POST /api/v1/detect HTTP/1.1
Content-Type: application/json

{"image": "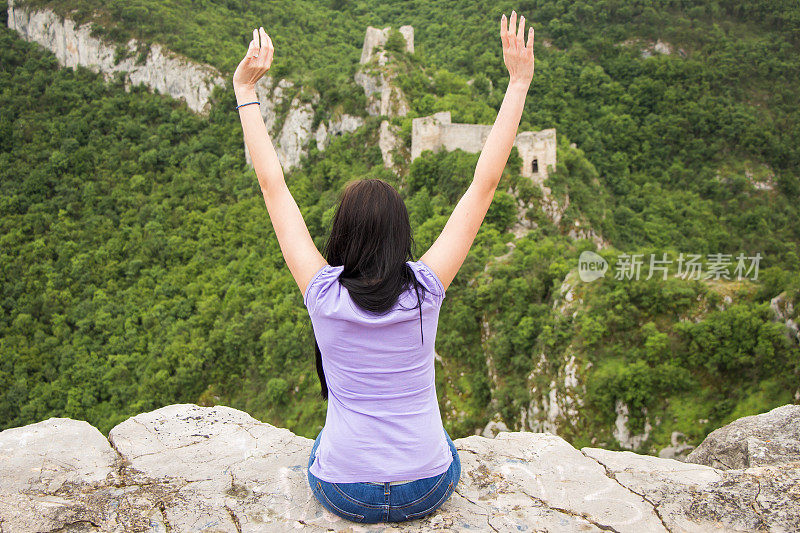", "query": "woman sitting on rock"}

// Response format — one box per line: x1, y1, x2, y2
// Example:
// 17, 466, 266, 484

231, 9, 535, 524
